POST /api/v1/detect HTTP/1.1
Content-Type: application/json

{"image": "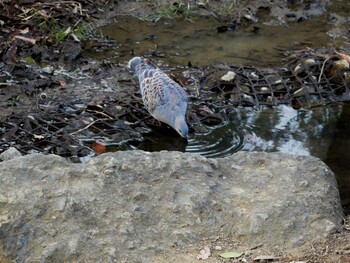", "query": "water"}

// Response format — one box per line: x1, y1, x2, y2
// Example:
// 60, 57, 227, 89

325, 104, 350, 210
85, 13, 350, 211
93, 15, 341, 67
